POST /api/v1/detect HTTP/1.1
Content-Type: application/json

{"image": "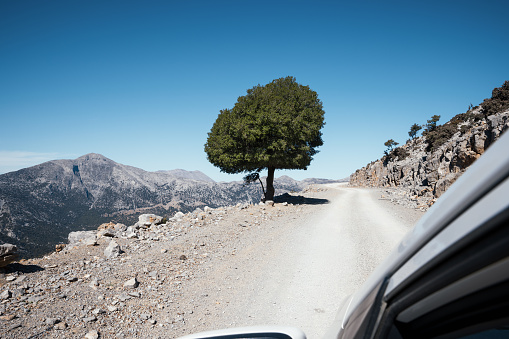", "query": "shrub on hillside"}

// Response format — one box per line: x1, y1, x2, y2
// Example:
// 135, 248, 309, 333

424, 81, 508, 152
384, 146, 409, 163
481, 80, 509, 116
423, 123, 458, 152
